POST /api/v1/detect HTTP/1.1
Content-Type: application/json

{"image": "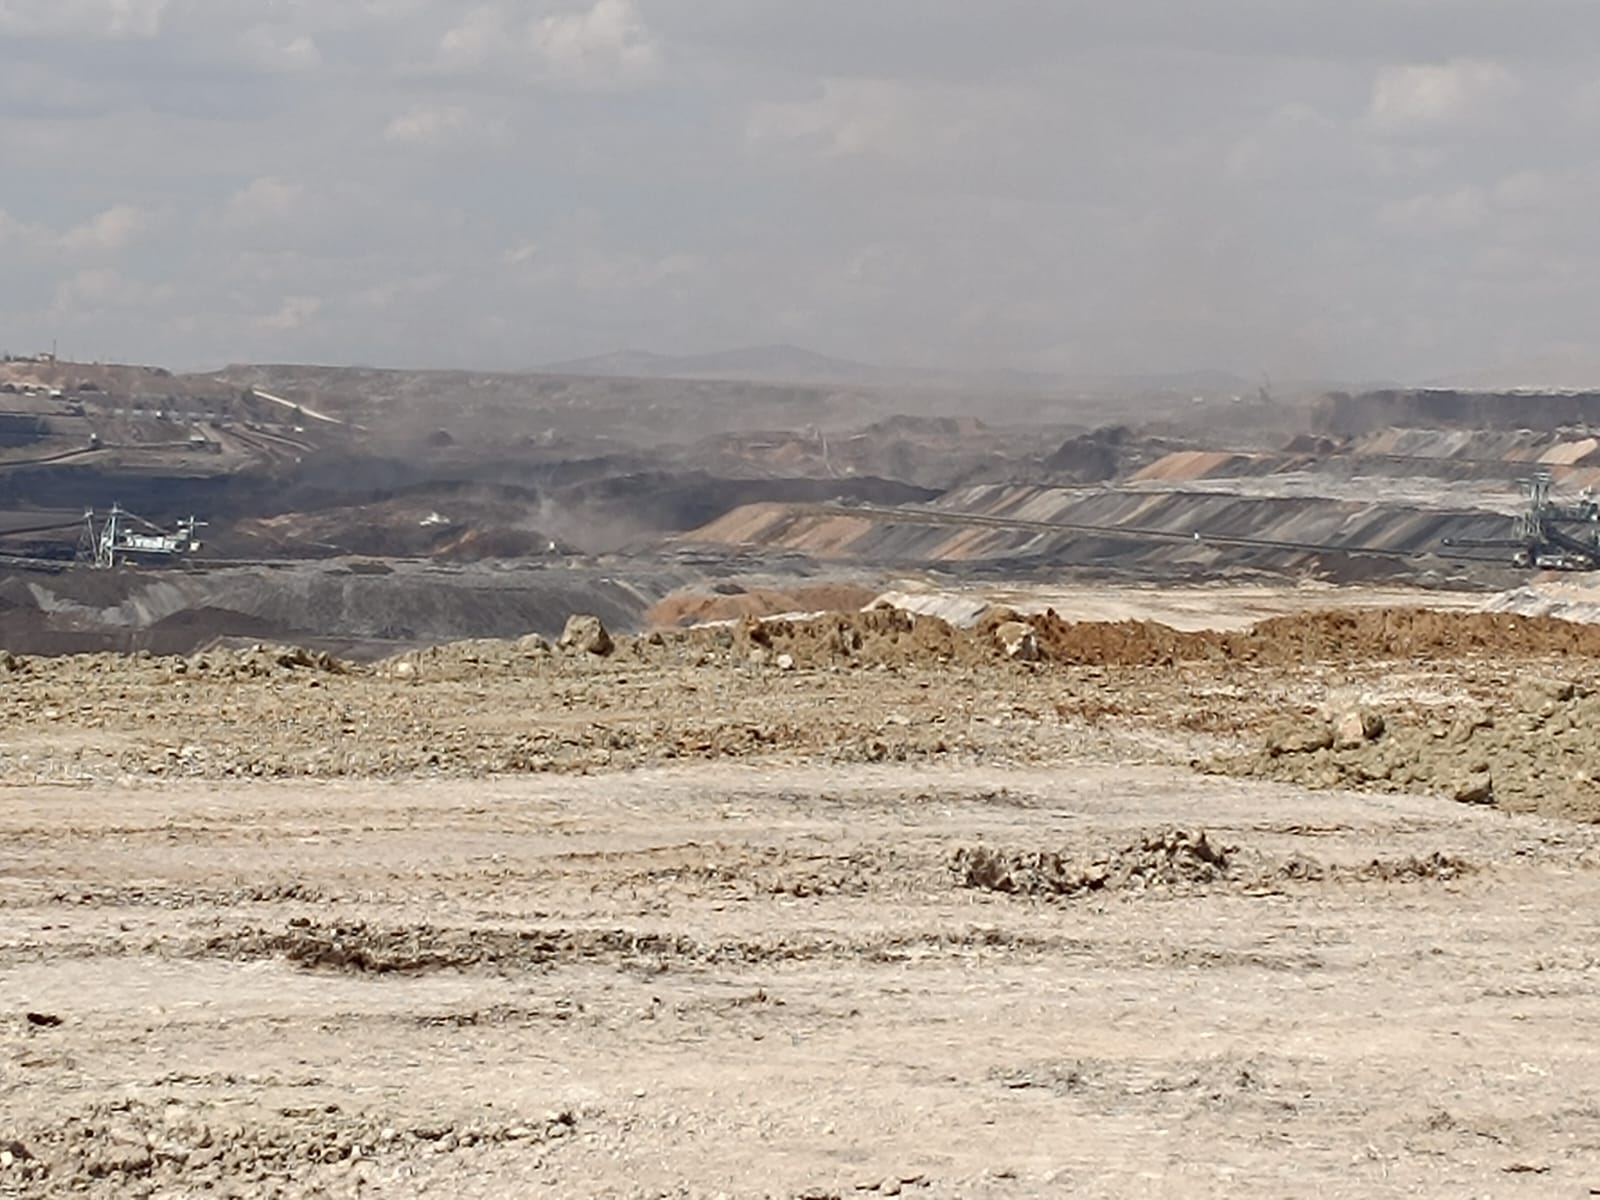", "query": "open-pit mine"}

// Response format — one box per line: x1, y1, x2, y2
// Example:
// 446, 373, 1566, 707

6, 359, 1600, 1197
